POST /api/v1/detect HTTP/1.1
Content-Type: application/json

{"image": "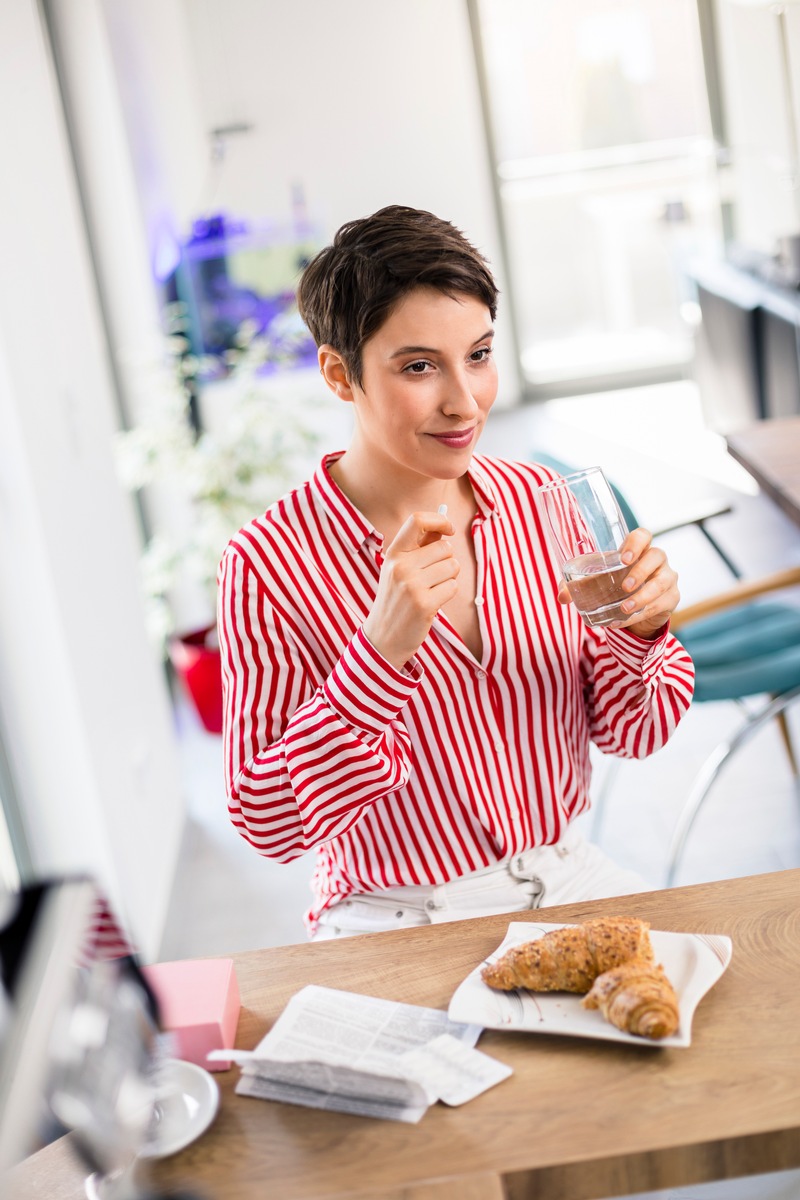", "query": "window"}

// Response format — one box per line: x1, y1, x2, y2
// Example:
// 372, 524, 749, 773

472, 0, 724, 396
